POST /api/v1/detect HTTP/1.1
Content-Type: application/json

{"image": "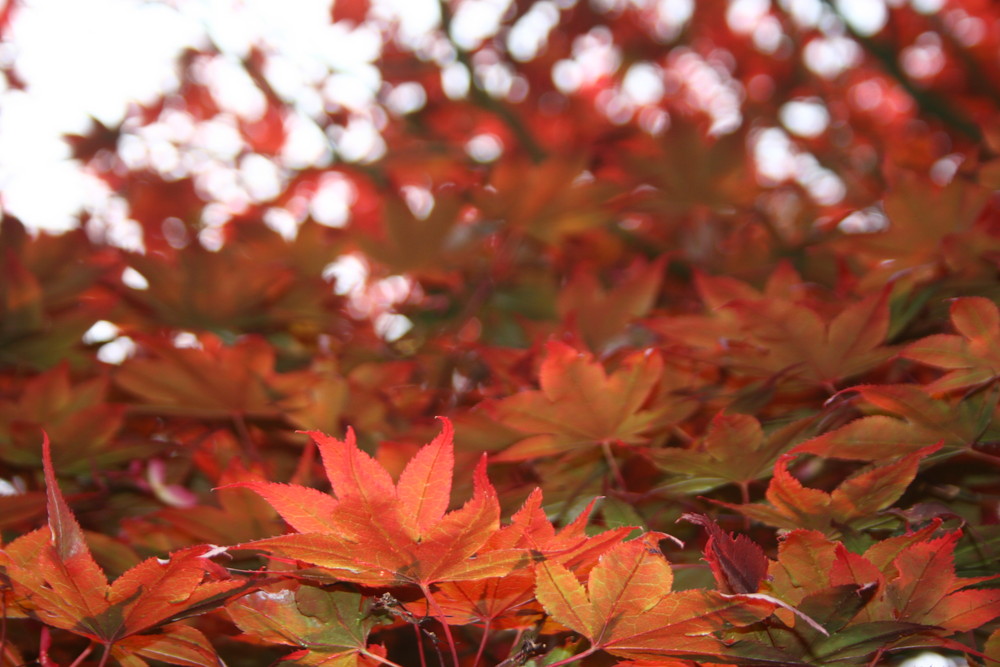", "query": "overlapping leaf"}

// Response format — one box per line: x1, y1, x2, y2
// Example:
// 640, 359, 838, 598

715, 445, 940, 535
729, 290, 893, 386
655, 270, 894, 387
0, 434, 247, 664
413, 489, 634, 628
121, 220, 343, 335
759, 524, 1000, 663
489, 341, 695, 461
0, 363, 145, 472
353, 187, 467, 275
902, 297, 1000, 393
235, 419, 527, 587
792, 383, 999, 461
556, 258, 665, 353
654, 413, 812, 494
123, 459, 282, 552
227, 584, 388, 666
534, 534, 777, 662
115, 334, 316, 420
834, 173, 995, 288
680, 514, 768, 595
0, 218, 119, 370
476, 155, 622, 243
